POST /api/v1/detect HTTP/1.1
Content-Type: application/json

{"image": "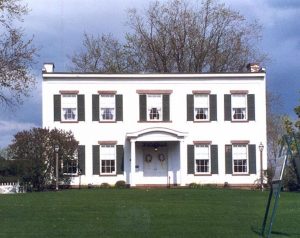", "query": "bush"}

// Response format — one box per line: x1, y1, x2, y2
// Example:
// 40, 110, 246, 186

188, 183, 200, 188
115, 180, 127, 188
100, 183, 111, 189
